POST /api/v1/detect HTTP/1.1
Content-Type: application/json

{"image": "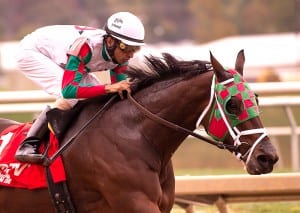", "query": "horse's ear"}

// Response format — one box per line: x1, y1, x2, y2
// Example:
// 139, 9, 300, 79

235, 49, 245, 76
210, 51, 228, 82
